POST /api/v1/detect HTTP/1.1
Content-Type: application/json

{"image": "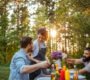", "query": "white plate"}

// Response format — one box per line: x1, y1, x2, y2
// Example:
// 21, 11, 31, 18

70, 75, 86, 79
69, 70, 75, 73
37, 77, 50, 80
